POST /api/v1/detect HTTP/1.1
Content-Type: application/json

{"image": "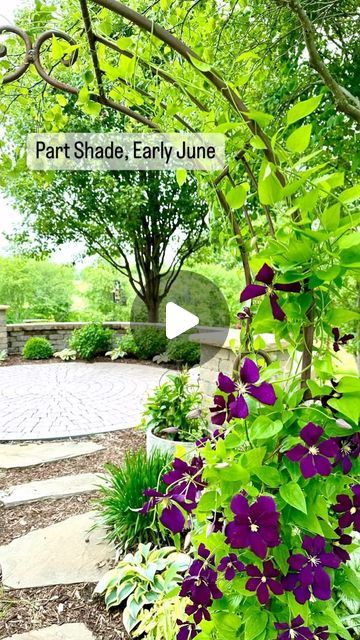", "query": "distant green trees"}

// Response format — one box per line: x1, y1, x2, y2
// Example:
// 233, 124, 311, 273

0, 257, 74, 322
